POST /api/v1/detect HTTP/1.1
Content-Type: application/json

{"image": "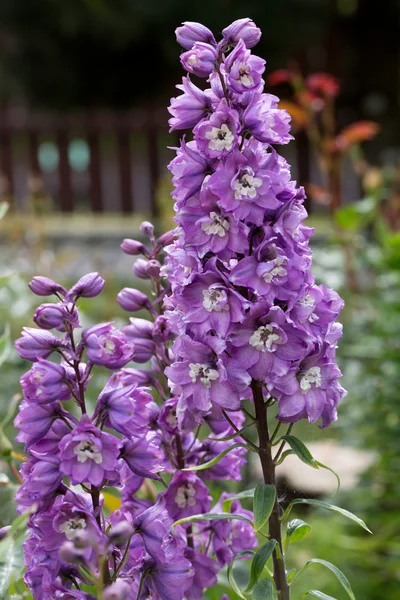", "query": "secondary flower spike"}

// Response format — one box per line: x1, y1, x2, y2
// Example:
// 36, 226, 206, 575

165, 19, 346, 430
